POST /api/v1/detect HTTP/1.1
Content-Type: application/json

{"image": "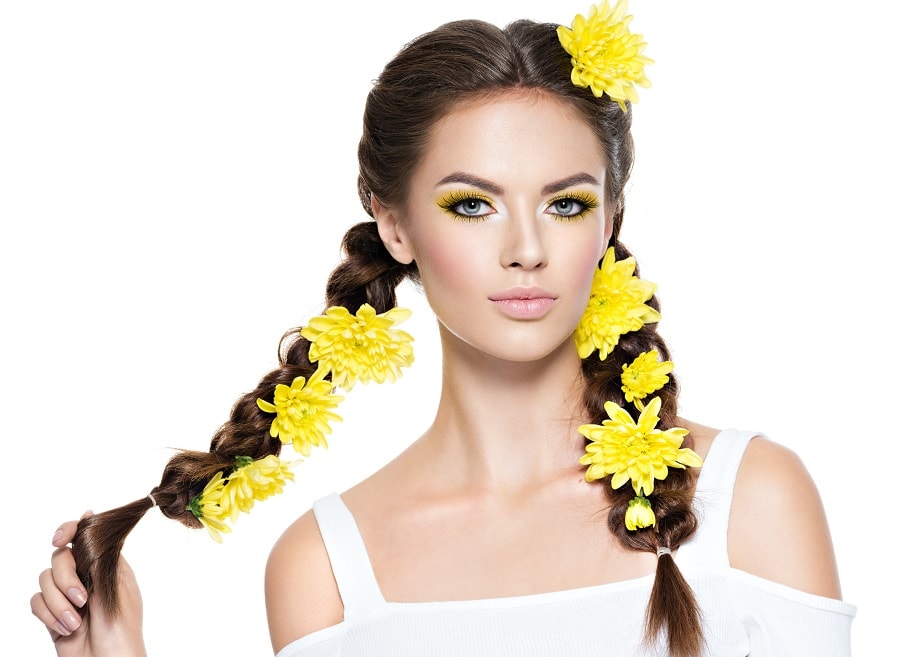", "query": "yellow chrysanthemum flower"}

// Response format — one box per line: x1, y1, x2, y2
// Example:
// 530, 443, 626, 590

256, 367, 344, 456
223, 455, 295, 521
625, 495, 655, 531
189, 471, 233, 543
573, 247, 660, 360
621, 349, 673, 407
189, 456, 296, 541
557, 0, 653, 111
578, 396, 702, 496
300, 304, 414, 390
